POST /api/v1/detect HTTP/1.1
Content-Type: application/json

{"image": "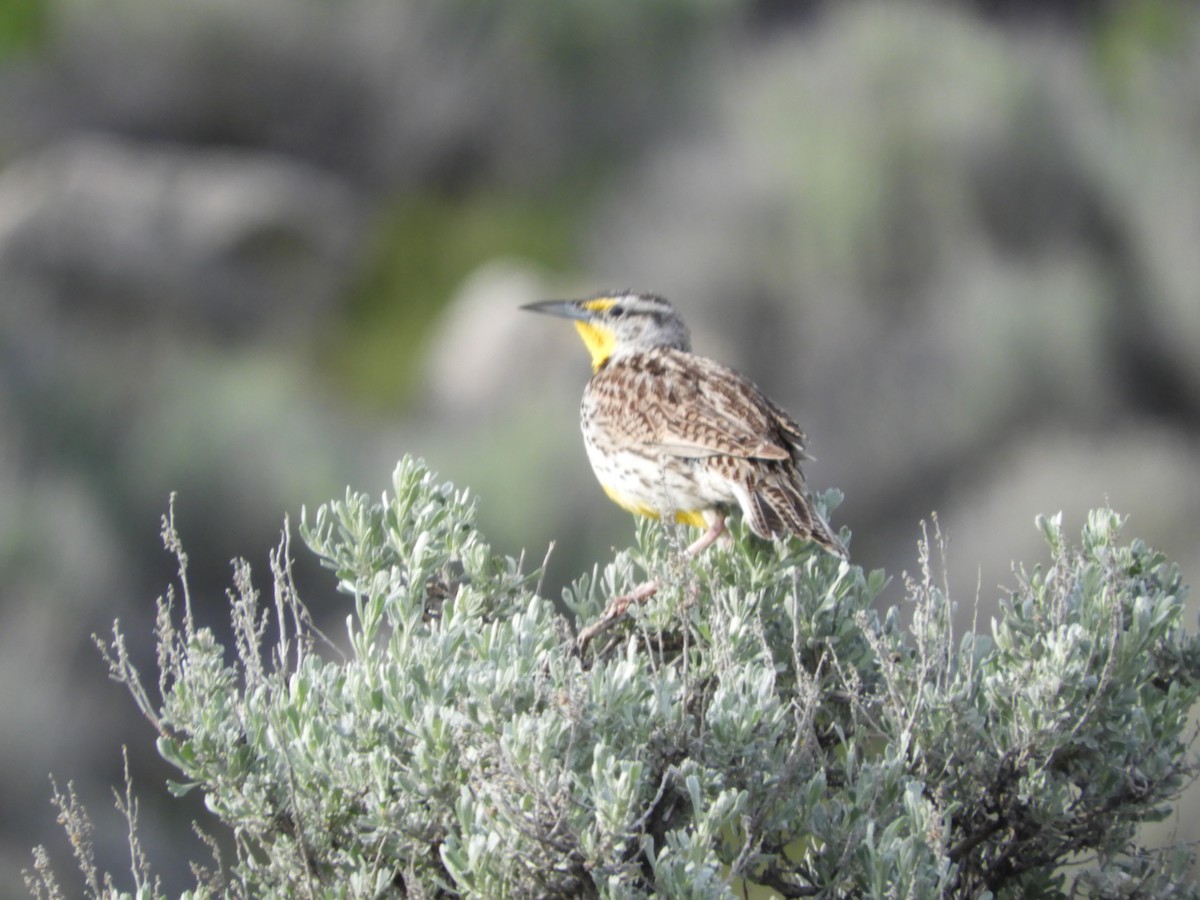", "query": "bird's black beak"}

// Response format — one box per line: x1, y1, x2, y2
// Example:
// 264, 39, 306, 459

520, 299, 593, 322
